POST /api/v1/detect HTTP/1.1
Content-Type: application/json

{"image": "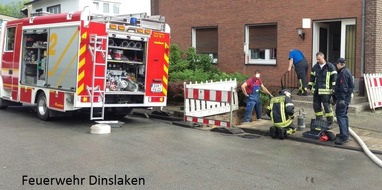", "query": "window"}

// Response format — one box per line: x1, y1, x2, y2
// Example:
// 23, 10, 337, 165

192, 27, 218, 63
47, 5, 61, 14
245, 24, 277, 65
93, 2, 99, 11
103, 3, 109, 13
113, 4, 120, 14
36, 8, 42, 12
6, 27, 15, 51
